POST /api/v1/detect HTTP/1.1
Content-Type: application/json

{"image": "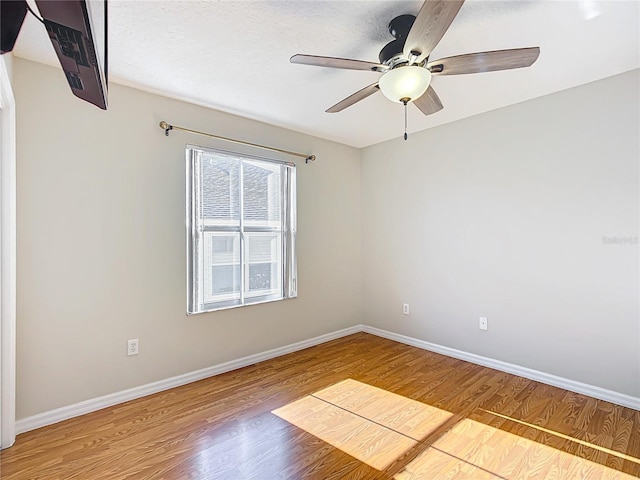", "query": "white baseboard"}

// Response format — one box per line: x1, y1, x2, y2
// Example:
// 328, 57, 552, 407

361, 325, 640, 411
15, 325, 361, 434
16, 323, 639, 434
